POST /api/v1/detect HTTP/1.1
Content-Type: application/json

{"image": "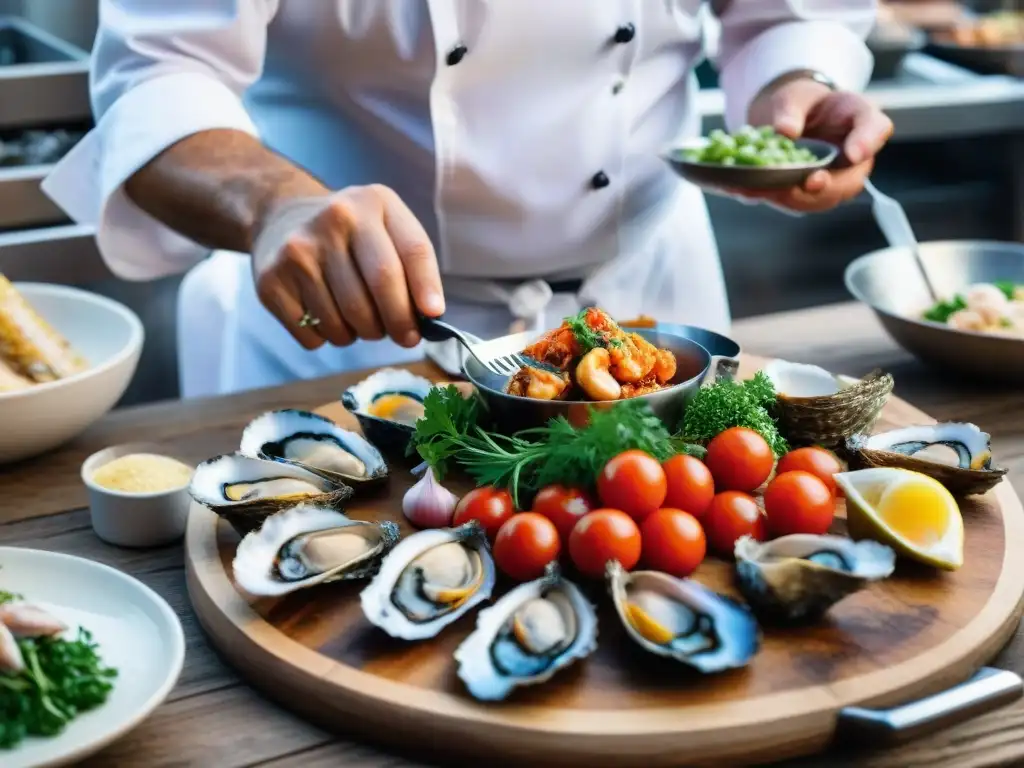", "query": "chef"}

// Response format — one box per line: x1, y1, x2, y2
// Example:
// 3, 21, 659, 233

43, 0, 892, 397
